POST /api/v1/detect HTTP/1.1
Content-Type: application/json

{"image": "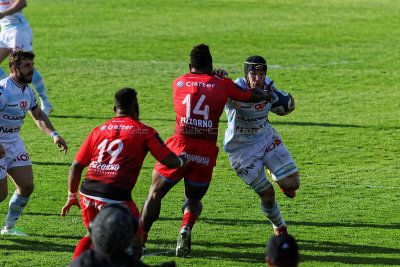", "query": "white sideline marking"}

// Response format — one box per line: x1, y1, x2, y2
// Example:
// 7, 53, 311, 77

142, 249, 174, 257
309, 184, 400, 189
